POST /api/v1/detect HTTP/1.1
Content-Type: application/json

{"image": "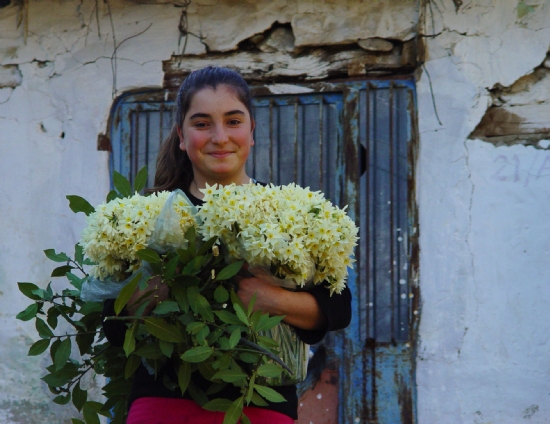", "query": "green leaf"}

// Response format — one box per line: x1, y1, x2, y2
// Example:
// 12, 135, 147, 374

36, 318, 54, 339
187, 382, 208, 406
134, 343, 163, 359
183, 256, 205, 275
114, 272, 142, 316
241, 413, 252, 424
233, 303, 249, 326
245, 373, 256, 405
215, 261, 244, 281
177, 360, 192, 395
152, 300, 180, 315
177, 248, 194, 264
229, 329, 241, 349
133, 166, 148, 193
165, 255, 180, 279
223, 397, 244, 424
66, 195, 95, 215
238, 352, 260, 364
186, 322, 205, 334
123, 323, 137, 357
180, 346, 214, 363
195, 294, 214, 322
257, 335, 279, 349
213, 310, 243, 326
28, 339, 50, 356
197, 237, 218, 256
54, 338, 72, 371
16, 303, 38, 321
72, 382, 87, 411
136, 248, 161, 264
144, 317, 184, 343
171, 284, 189, 313
247, 293, 257, 317
41, 367, 79, 387
44, 249, 70, 263
82, 402, 101, 424
211, 369, 247, 383
53, 393, 71, 405
214, 284, 229, 303
74, 243, 84, 265
51, 265, 74, 277
66, 273, 84, 290
202, 398, 233, 412
72, 419, 86, 424
17, 282, 42, 300
256, 315, 285, 332
159, 340, 174, 358
256, 364, 283, 378
106, 190, 119, 202
250, 392, 268, 407
125, 354, 142, 379
76, 332, 95, 356
254, 384, 286, 403
113, 171, 132, 198
184, 226, 197, 246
